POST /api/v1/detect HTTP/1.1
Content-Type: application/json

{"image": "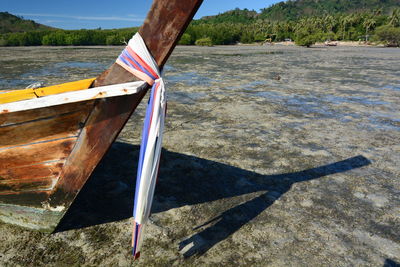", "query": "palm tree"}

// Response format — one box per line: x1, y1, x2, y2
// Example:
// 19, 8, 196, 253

324, 15, 335, 33
294, 18, 306, 32
389, 8, 400, 27
363, 18, 376, 41
373, 8, 383, 16
345, 14, 357, 40
340, 16, 349, 40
